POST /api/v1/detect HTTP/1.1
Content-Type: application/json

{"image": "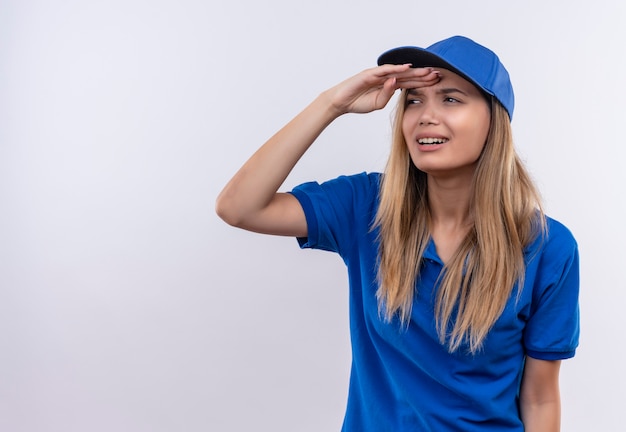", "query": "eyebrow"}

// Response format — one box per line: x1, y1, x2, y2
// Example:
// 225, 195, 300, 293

407, 87, 470, 97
